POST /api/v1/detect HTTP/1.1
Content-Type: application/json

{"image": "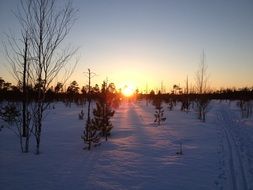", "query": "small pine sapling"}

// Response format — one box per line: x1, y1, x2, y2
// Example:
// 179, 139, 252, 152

0, 104, 20, 124
154, 108, 166, 126
153, 97, 166, 126
82, 119, 101, 150
92, 101, 114, 141
92, 81, 115, 141
0, 103, 31, 152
